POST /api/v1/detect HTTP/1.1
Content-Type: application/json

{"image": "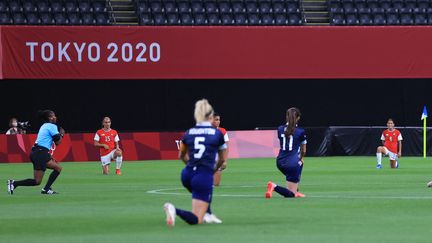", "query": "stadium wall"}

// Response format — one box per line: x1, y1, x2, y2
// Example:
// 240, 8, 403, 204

0, 128, 430, 163
2, 26, 432, 79
0, 130, 279, 163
